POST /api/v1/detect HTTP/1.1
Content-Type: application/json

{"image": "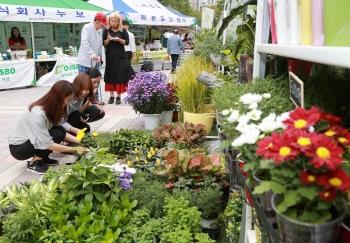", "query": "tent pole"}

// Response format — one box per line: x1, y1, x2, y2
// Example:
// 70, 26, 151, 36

31, 22, 37, 84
